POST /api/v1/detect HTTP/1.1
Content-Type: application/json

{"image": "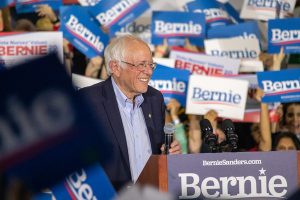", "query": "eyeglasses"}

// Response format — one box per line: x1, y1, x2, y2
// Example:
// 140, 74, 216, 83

121, 60, 157, 71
